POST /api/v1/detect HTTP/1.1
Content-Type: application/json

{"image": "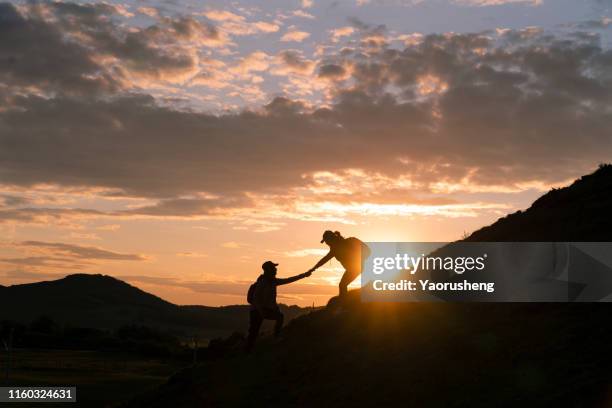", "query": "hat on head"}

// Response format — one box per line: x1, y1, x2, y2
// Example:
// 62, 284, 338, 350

262, 260, 279, 272
320, 230, 335, 243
